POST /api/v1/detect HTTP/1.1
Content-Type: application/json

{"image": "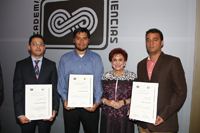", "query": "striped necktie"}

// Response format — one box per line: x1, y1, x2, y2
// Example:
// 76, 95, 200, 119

34, 60, 40, 80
